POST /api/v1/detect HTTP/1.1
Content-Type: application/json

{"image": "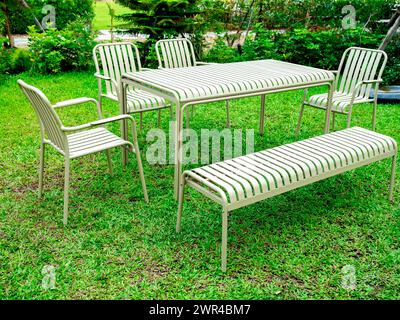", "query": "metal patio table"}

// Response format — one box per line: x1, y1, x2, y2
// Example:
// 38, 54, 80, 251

119, 59, 335, 199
